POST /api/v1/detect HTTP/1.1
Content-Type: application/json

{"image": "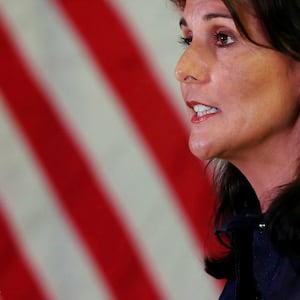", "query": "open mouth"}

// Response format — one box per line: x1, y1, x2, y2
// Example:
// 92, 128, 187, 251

186, 101, 221, 123
193, 104, 220, 117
